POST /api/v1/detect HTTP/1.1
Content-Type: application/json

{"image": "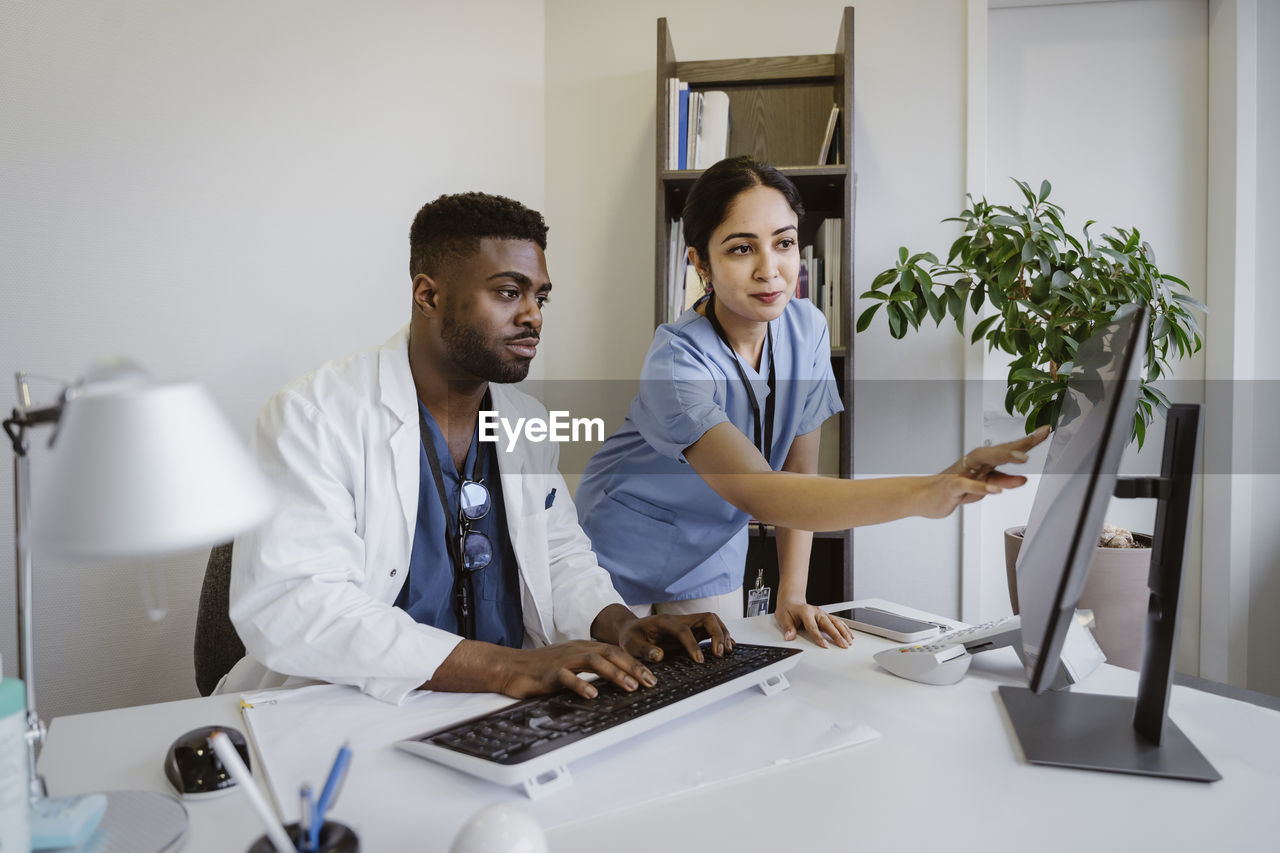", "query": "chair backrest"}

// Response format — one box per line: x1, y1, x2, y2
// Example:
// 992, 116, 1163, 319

194, 541, 244, 696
